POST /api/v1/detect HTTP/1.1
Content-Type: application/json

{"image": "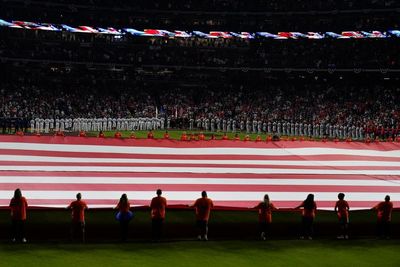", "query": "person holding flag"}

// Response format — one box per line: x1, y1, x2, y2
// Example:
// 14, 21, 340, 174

190, 191, 214, 241
150, 189, 167, 241
254, 194, 276, 240
334, 193, 350, 239
67, 193, 88, 242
